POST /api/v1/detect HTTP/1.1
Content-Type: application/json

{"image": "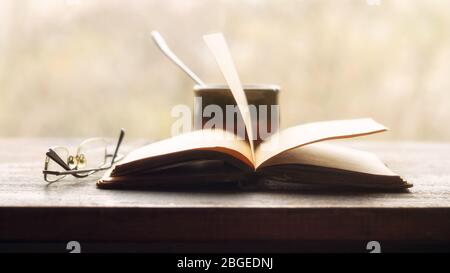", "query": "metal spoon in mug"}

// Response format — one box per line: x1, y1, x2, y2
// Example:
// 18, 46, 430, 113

151, 31, 205, 86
